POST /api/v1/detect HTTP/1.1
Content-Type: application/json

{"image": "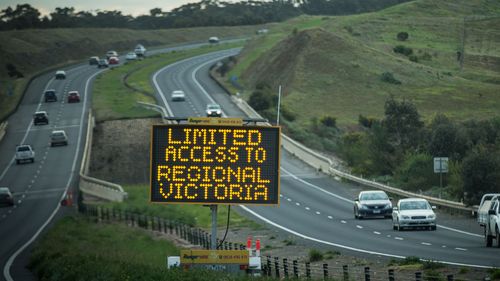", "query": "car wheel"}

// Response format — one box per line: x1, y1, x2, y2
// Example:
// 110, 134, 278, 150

430, 225, 436, 231
485, 227, 493, 247
64, 141, 68, 146
16, 160, 20, 164
31, 158, 34, 163
354, 207, 358, 219
396, 220, 402, 231
496, 227, 500, 248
